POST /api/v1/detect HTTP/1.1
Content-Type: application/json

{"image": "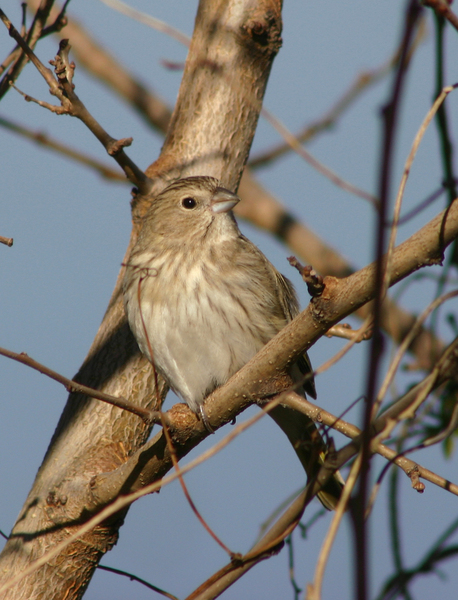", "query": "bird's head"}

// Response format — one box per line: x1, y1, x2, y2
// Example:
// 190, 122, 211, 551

140, 176, 240, 245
